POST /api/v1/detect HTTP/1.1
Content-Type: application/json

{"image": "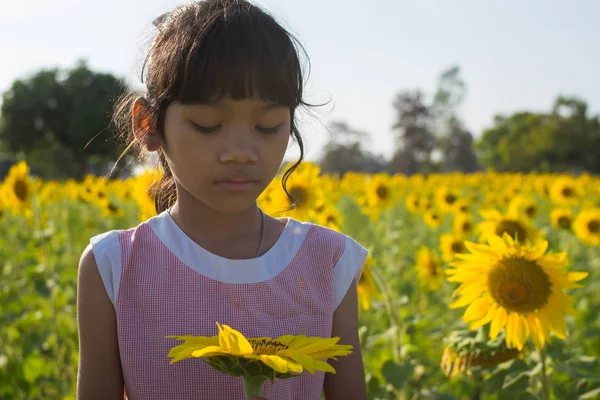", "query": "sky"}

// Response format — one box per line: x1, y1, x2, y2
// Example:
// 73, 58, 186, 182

1, 0, 599, 162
